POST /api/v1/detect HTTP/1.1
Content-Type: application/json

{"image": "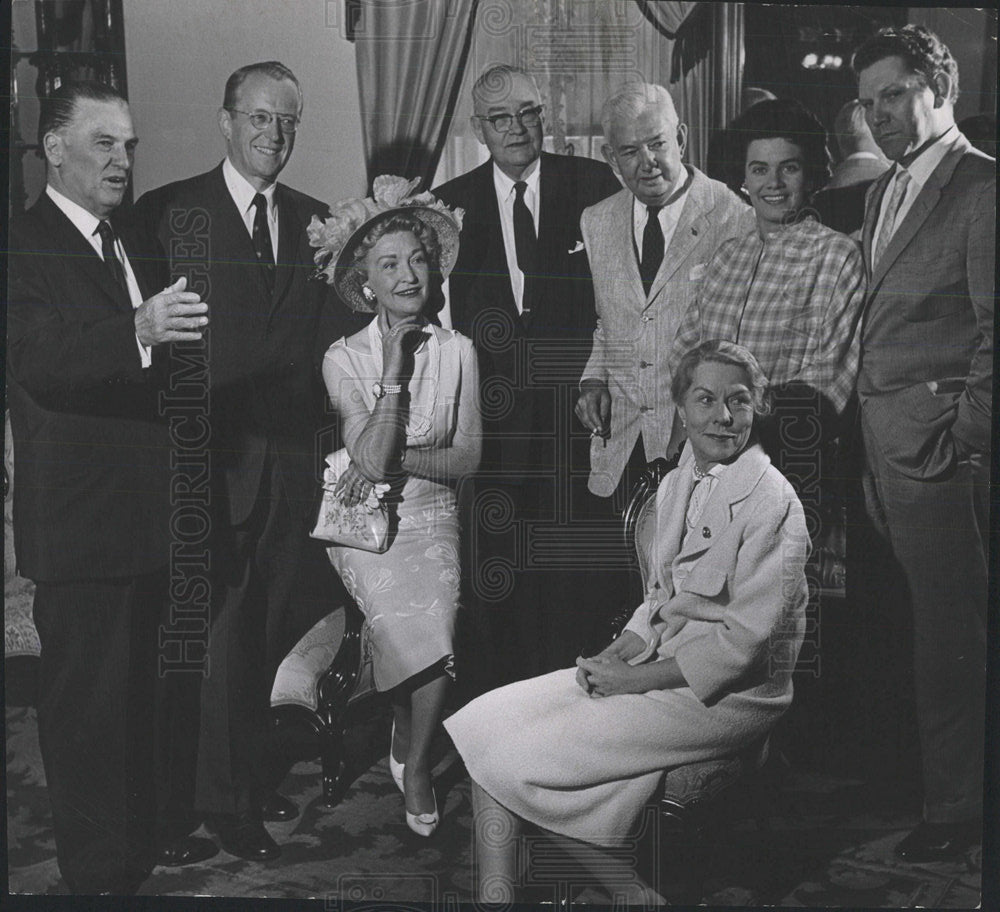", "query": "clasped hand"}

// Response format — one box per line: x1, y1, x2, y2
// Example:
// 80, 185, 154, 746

134, 276, 208, 346
575, 631, 645, 697
334, 460, 377, 508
